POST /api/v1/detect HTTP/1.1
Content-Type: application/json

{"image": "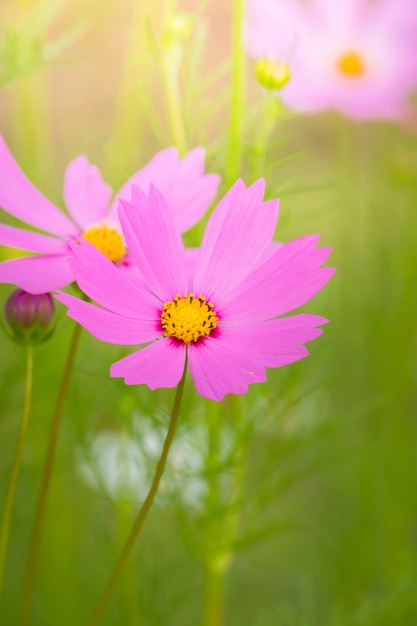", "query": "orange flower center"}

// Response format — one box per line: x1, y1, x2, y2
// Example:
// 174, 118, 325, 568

161, 293, 218, 343
336, 51, 366, 78
82, 220, 126, 263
